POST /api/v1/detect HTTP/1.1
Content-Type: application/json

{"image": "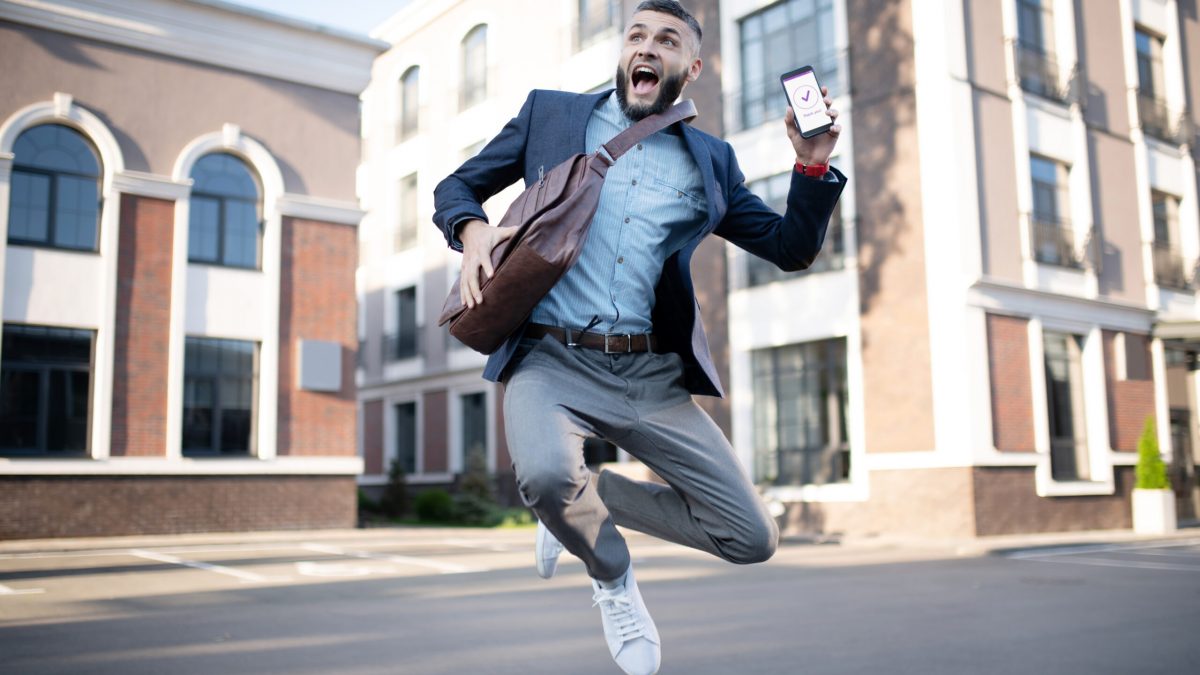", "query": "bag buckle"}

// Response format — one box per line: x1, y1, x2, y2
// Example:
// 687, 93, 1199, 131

604, 333, 633, 354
